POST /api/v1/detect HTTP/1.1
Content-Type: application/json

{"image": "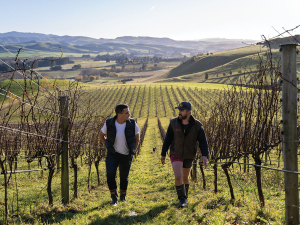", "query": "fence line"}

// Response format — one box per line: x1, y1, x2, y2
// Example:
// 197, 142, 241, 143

199, 161, 300, 174
0, 162, 91, 175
